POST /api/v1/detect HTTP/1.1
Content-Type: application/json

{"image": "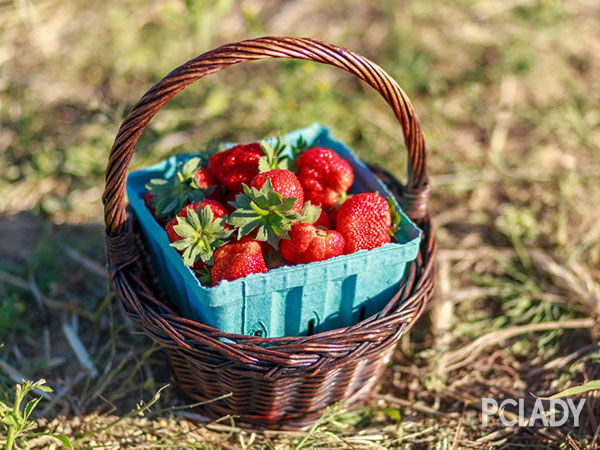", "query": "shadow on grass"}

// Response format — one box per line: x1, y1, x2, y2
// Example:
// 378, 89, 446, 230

0, 210, 173, 419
